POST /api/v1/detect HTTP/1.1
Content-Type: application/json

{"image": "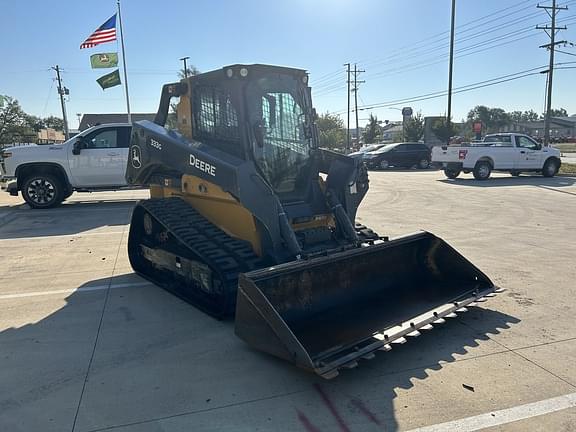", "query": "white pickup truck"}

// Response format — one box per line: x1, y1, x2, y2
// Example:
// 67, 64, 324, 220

431, 133, 562, 180
0, 123, 132, 208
